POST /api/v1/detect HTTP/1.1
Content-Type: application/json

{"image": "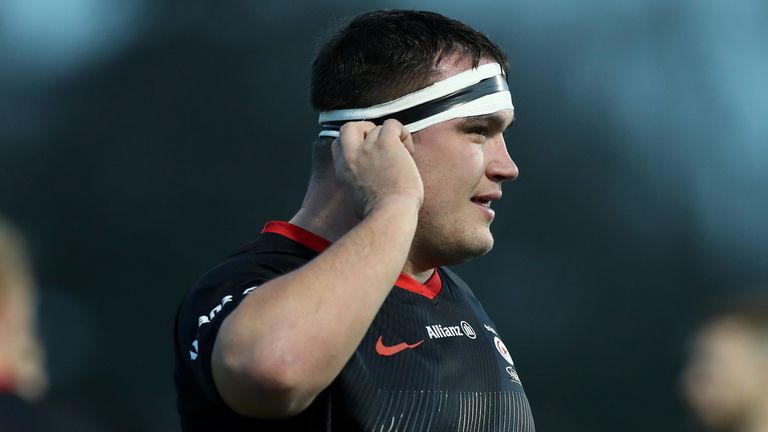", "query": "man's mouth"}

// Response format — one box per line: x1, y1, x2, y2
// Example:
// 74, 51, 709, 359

470, 192, 501, 220
471, 191, 502, 207
470, 198, 492, 208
